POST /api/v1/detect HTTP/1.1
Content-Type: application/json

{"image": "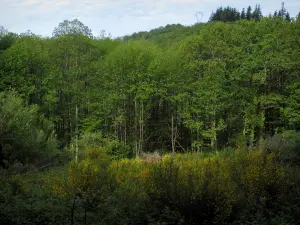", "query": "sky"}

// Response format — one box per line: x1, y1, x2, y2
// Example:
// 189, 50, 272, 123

1, 0, 300, 38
